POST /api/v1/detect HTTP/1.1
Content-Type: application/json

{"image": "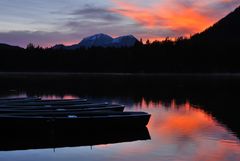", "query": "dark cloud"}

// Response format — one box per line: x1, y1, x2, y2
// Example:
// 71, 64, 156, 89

65, 20, 111, 29
61, 5, 130, 37
62, 5, 134, 36
70, 5, 123, 21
